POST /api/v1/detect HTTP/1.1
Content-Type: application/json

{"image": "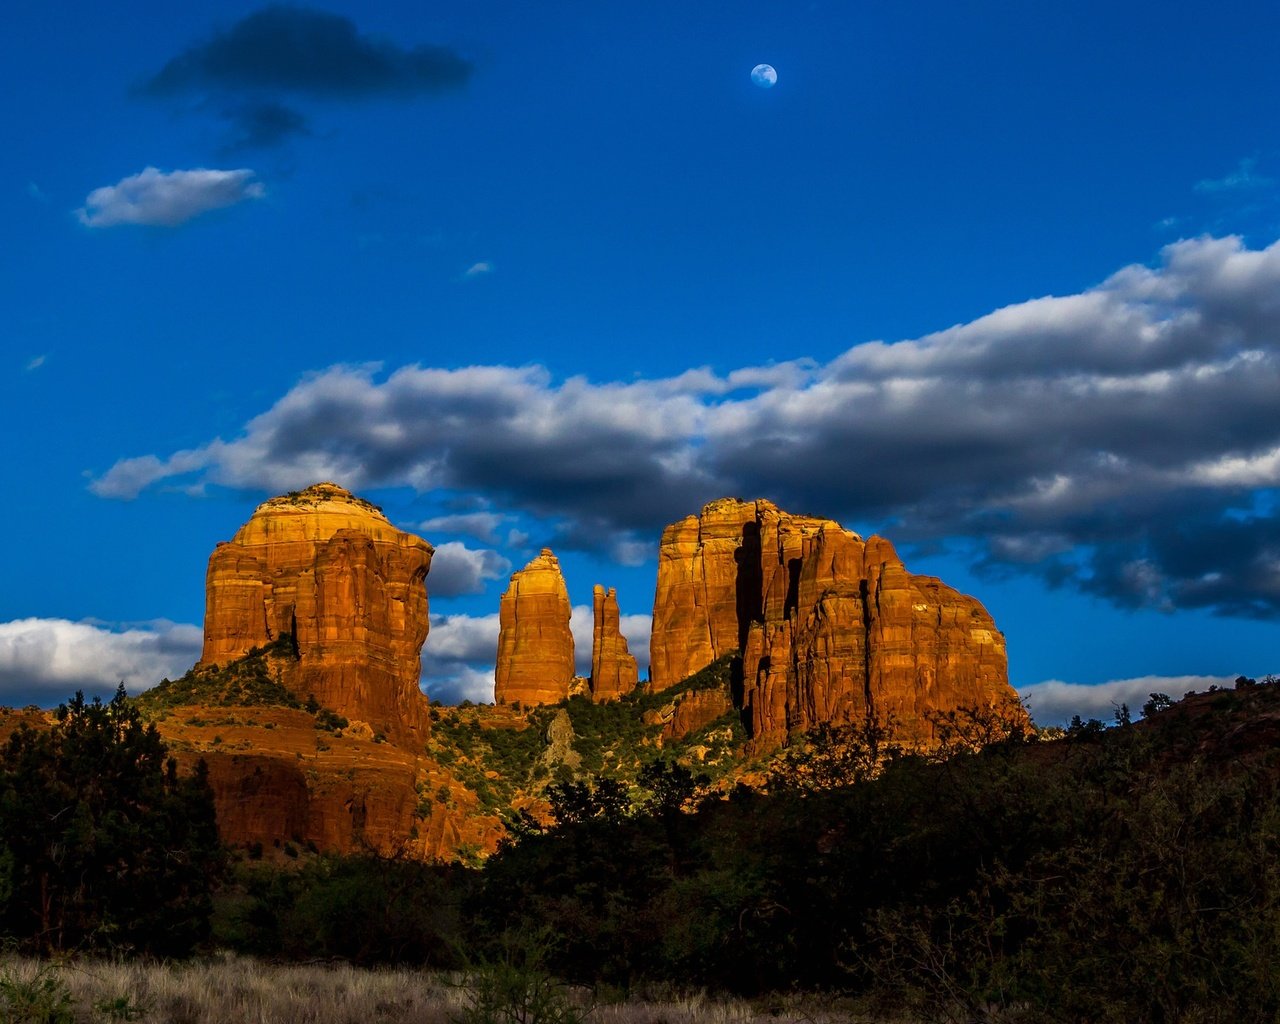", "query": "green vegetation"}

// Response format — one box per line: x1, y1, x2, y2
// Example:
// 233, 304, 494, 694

462, 677, 1280, 1019
0, 687, 223, 956
7, 664, 1280, 1023
135, 633, 301, 715
223, 855, 465, 965
427, 656, 745, 817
